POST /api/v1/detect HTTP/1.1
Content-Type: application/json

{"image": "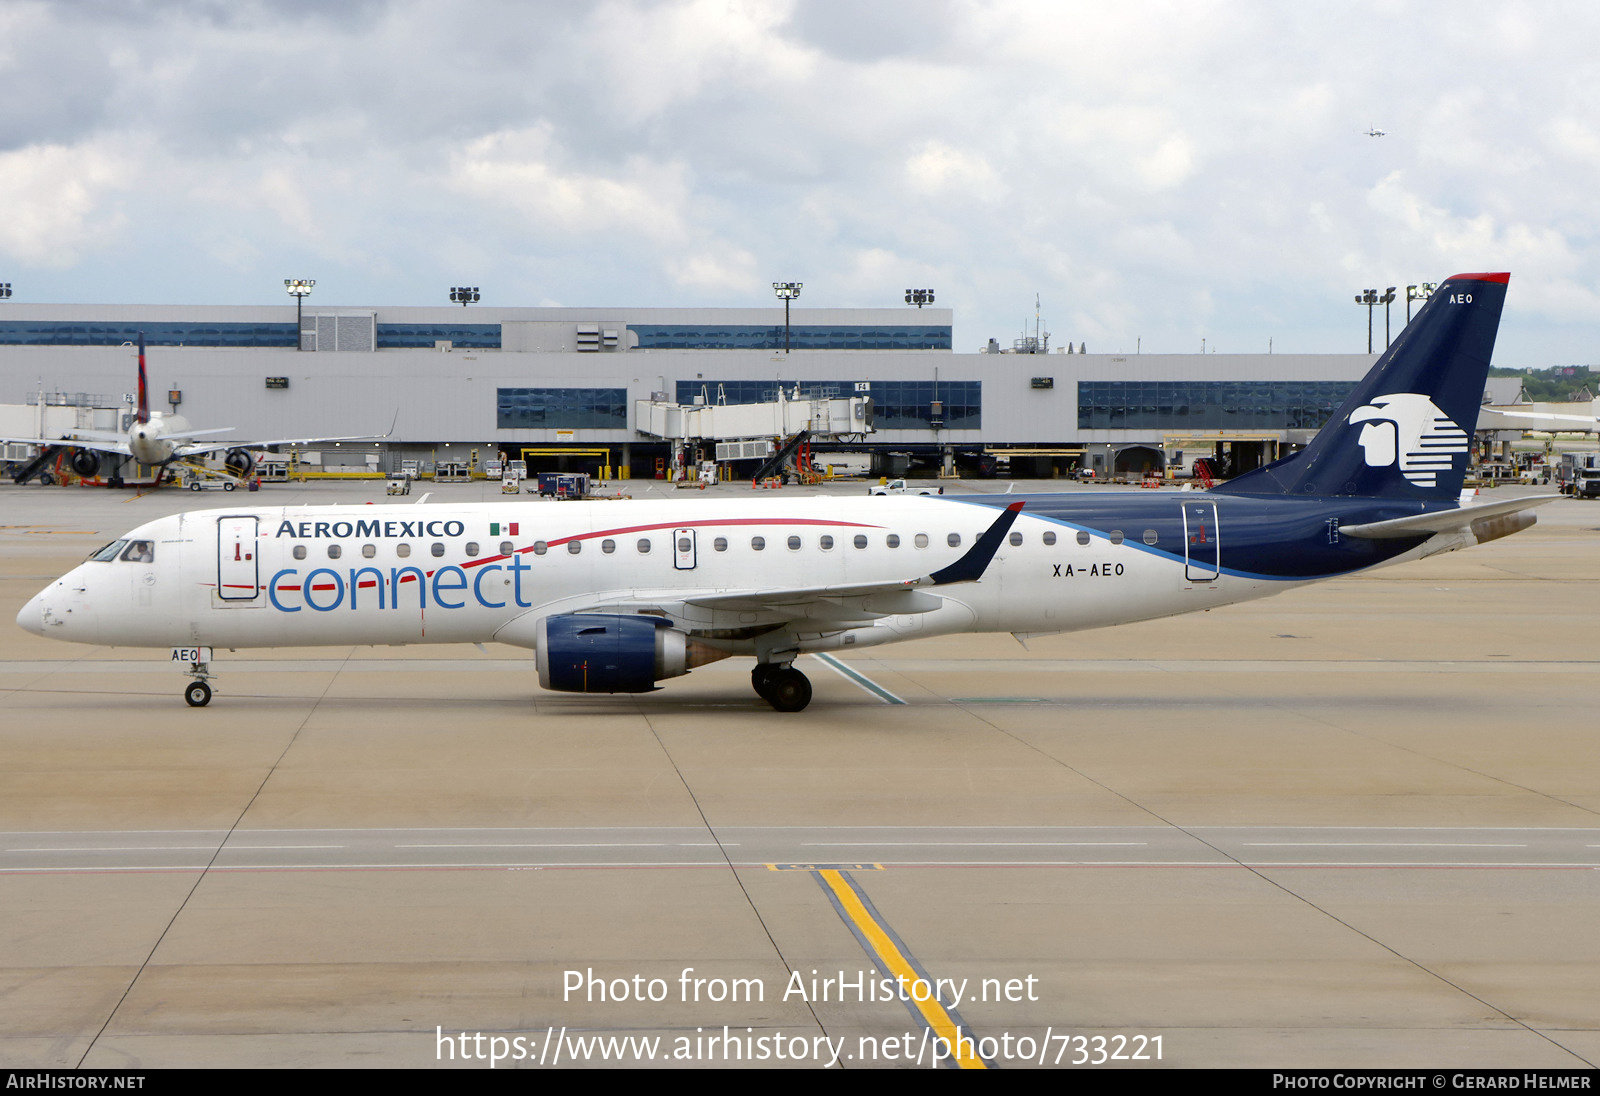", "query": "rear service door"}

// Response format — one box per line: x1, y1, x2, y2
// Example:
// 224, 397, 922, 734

1181, 502, 1220, 583
217, 516, 260, 600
